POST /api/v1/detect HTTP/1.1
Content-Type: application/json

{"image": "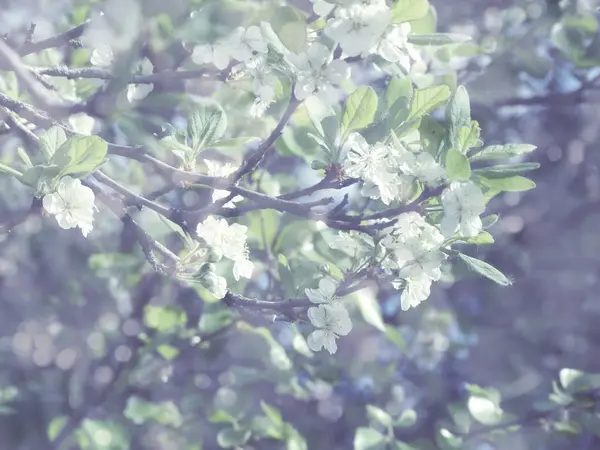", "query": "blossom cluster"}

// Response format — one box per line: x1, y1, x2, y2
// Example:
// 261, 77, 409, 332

187, 0, 421, 116
343, 131, 446, 205
305, 278, 352, 355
